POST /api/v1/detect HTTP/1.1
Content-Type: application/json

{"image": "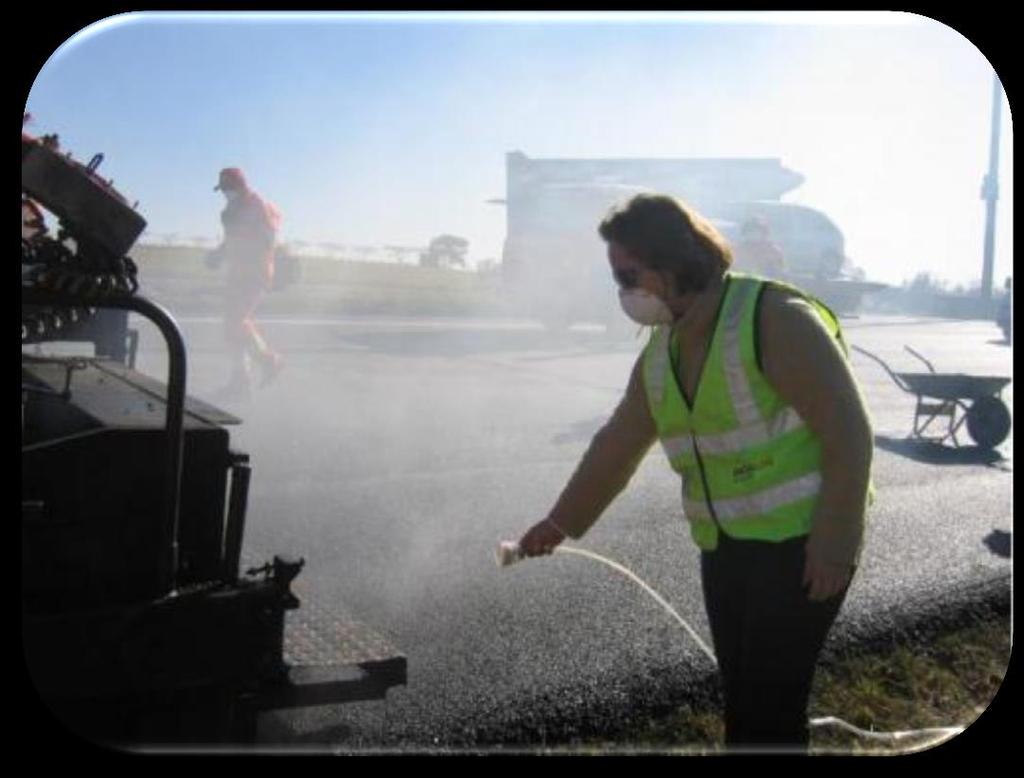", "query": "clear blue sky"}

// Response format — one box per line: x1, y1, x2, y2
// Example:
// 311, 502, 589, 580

26, 11, 1012, 287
